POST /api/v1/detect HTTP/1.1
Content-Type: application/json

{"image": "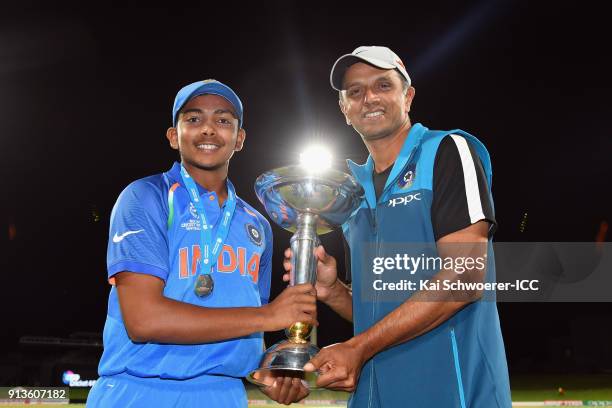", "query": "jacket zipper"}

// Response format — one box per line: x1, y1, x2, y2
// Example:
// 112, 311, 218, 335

450, 328, 467, 408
